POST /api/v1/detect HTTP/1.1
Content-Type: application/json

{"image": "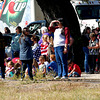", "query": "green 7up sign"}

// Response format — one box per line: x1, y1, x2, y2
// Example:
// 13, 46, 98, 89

0, 0, 28, 27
